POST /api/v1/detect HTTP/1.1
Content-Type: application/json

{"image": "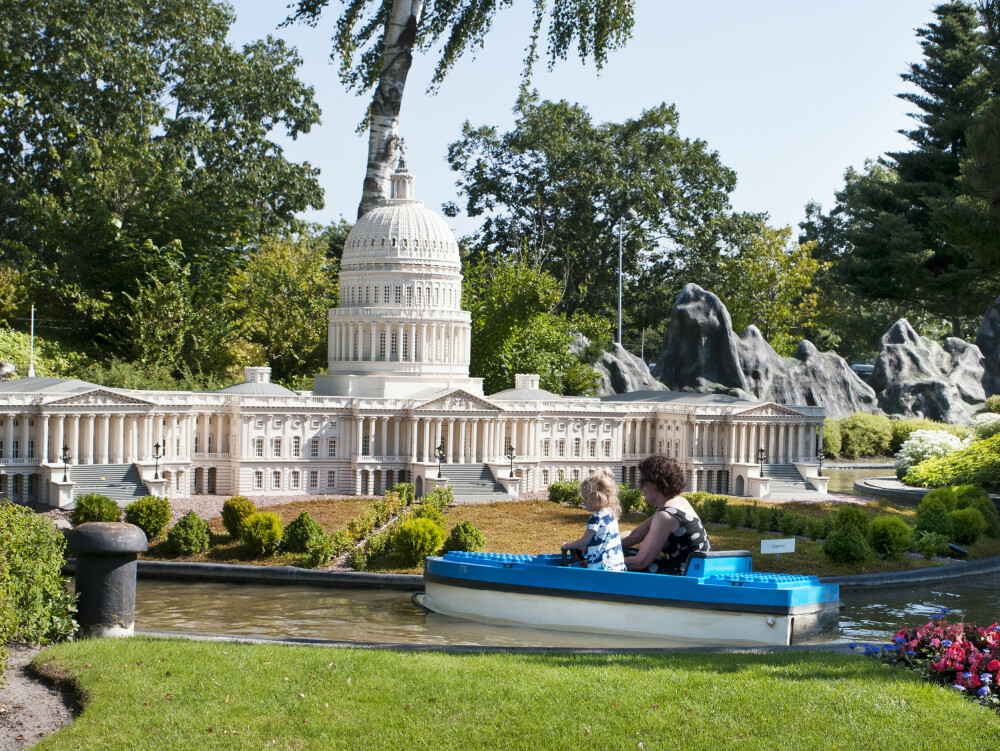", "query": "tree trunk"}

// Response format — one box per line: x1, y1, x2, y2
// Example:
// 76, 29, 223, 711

358, 0, 424, 219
